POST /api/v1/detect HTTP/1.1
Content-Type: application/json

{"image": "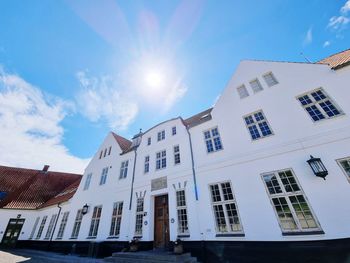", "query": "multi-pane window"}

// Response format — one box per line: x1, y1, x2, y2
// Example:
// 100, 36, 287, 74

297, 88, 342, 122
110, 202, 123, 237
244, 110, 273, 140
104, 148, 107, 157
119, 161, 129, 179
135, 198, 144, 236
157, 130, 165, 141
176, 190, 189, 234
36, 216, 47, 239
56, 212, 69, 239
29, 217, 40, 239
44, 214, 58, 240
99, 167, 109, 185
147, 137, 151, 146
174, 145, 181, 165
88, 206, 102, 238
156, 150, 166, 170
263, 72, 278, 87
262, 169, 320, 233
144, 156, 150, 173
237, 85, 249, 99
204, 127, 223, 153
209, 182, 242, 234
172, 126, 177, 135
108, 146, 112, 155
250, 79, 263, 93
338, 157, 350, 181
83, 173, 92, 190
71, 209, 83, 239
99, 151, 103, 159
